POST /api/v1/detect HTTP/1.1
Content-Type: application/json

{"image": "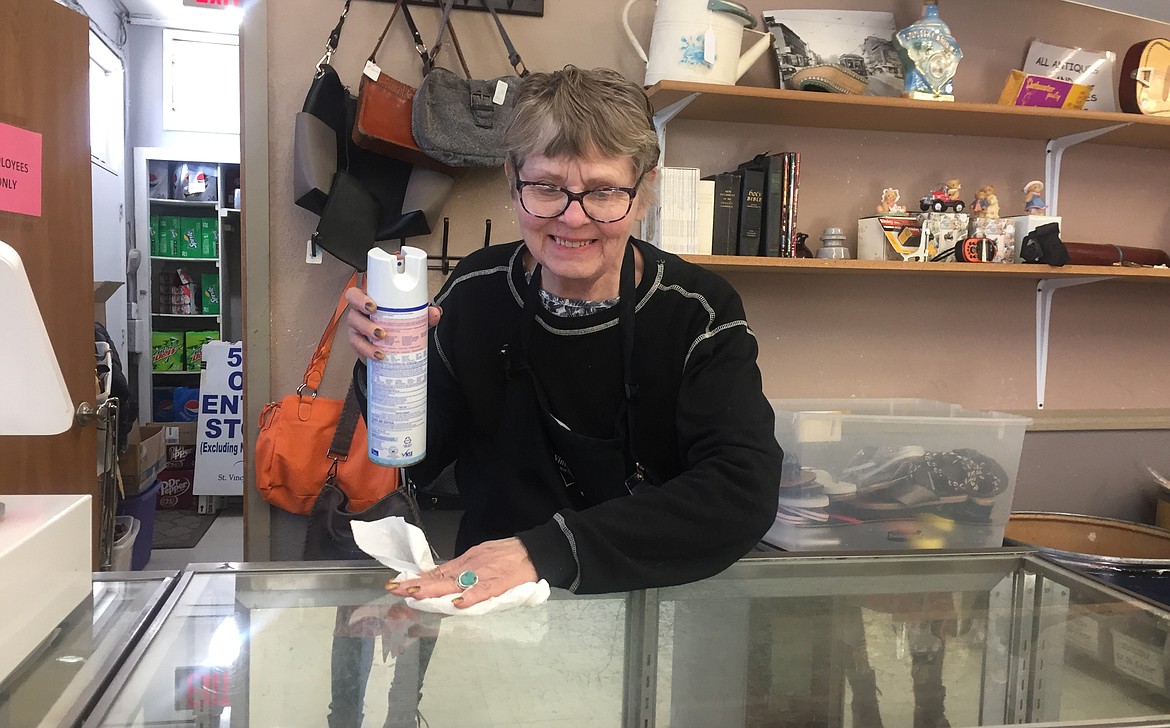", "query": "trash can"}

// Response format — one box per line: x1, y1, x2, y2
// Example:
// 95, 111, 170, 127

117, 477, 162, 570
111, 515, 139, 572
1005, 512, 1170, 606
